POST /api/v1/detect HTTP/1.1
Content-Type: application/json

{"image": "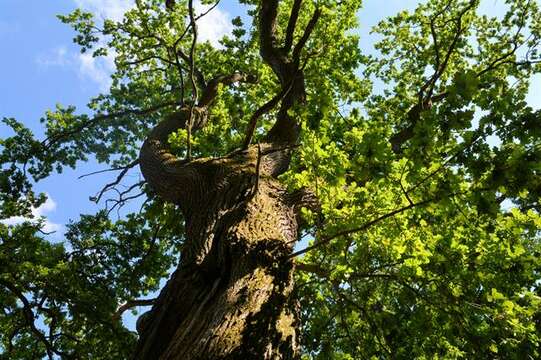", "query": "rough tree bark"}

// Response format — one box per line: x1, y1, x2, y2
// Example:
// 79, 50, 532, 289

133, 1, 321, 359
